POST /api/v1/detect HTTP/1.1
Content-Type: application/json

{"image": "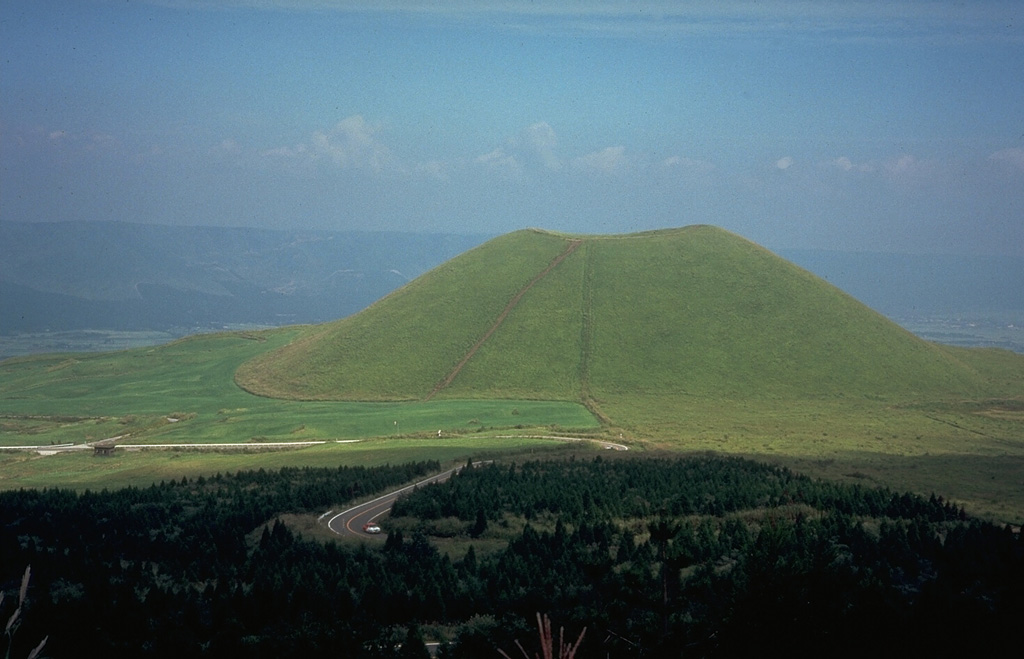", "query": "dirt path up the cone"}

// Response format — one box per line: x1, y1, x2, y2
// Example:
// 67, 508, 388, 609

424, 239, 583, 401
